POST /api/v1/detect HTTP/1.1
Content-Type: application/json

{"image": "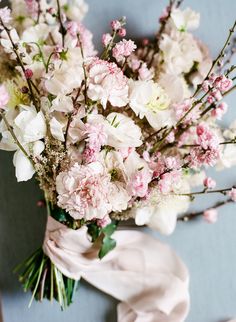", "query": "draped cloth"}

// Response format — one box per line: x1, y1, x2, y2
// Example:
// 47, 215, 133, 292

43, 216, 190, 322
